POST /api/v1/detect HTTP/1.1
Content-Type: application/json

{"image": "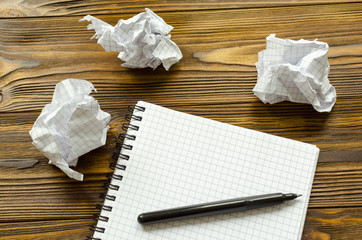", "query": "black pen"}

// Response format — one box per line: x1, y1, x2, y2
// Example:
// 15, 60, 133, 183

137, 193, 301, 225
